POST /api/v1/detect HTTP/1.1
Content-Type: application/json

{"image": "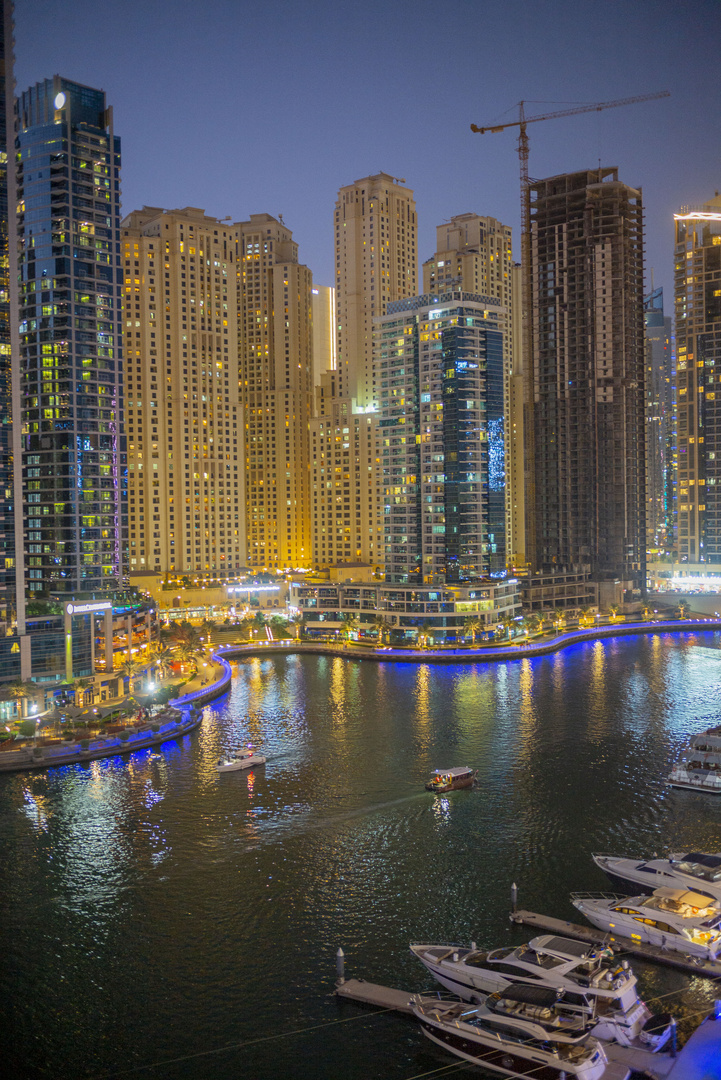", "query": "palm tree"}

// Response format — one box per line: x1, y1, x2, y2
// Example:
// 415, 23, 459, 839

151, 641, 174, 679
373, 614, 391, 644
417, 620, 434, 649
339, 612, 359, 644
288, 612, 305, 640
578, 607, 593, 628
608, 604, 620, 622
176, 642, 198, 673
497, 614, 515, 640
676, 600, 690, 619
120, 658, 142, 695
464, 615, 482, 645
552, 608, 567, 631
5, 679, 37, 719
200, 618, 217, 646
